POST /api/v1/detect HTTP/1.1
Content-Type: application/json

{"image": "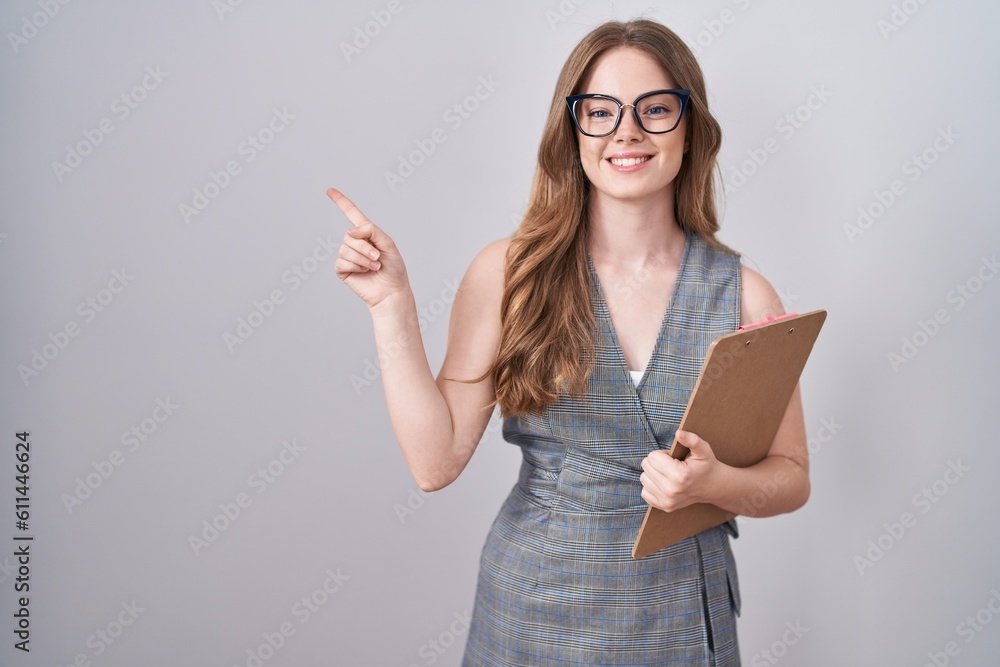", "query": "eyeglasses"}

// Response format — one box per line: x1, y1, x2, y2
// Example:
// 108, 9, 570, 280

565, 89, 690, 137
